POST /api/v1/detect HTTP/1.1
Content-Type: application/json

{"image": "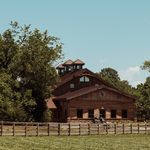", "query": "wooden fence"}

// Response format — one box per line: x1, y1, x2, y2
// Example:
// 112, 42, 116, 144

0, 121, 150, 136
